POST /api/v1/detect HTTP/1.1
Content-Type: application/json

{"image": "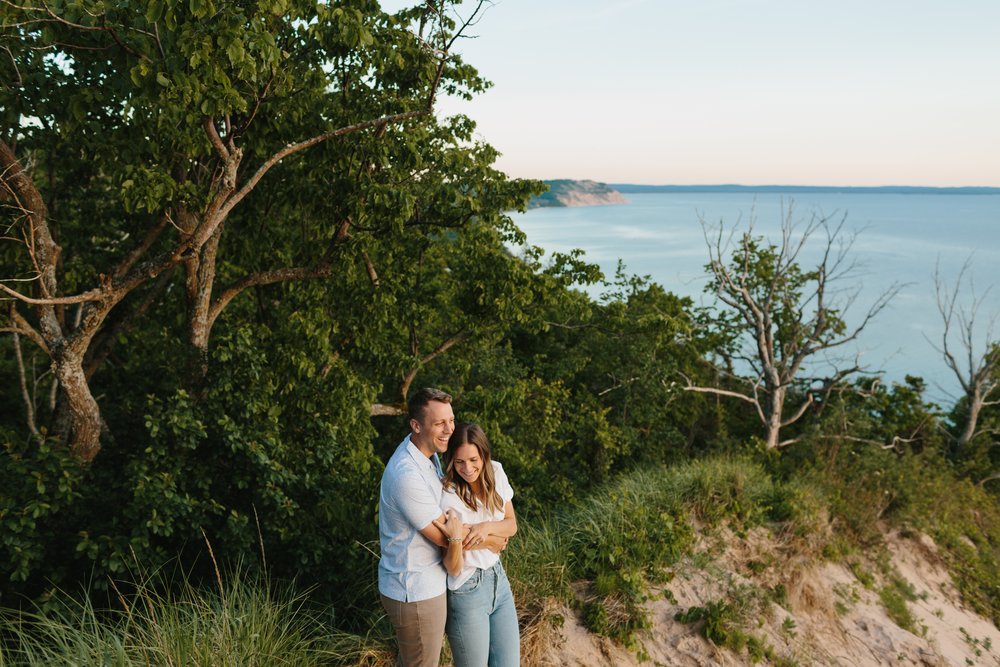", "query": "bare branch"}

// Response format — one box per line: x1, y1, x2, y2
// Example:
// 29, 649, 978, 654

85, 268, 175, 379
208, 263, 333, 329
216, 110, 428, 224
598, 376, 639, 397
0, 137, 57, 297
932, 256, 999, 445
400, 330, 472, 400
821, 434, 909, 450
370, 403, 406, 417
698, 206, 897, 448
0, 281, 105, 305
681, 384, 759, 405
780, 393, 814, 428
11, 328, 40, 437
111, 214, 170, 279
361, 251, 381, 288
3, 305, 49, 353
